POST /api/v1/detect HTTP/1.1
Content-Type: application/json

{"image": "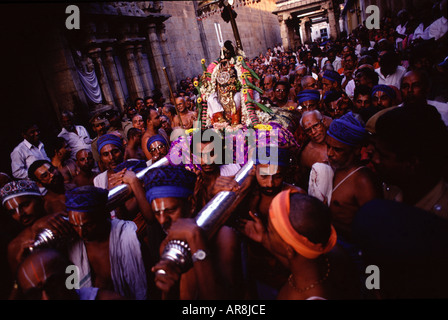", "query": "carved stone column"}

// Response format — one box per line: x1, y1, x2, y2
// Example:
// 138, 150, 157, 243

88, 47, 114, 106
158, 24, 177, 93
135, 44, 154, 97
324, 3, 340, 40
300, 17, 312, 44
146, 23, 170, 100
124, 44, 145, 100
104, 47, 126, 112
278, 14, 291, 51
